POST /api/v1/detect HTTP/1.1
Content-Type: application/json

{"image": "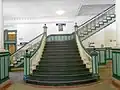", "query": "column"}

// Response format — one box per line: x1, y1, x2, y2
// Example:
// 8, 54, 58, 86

0, 0, 4, 50
116, 1, 120, 47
